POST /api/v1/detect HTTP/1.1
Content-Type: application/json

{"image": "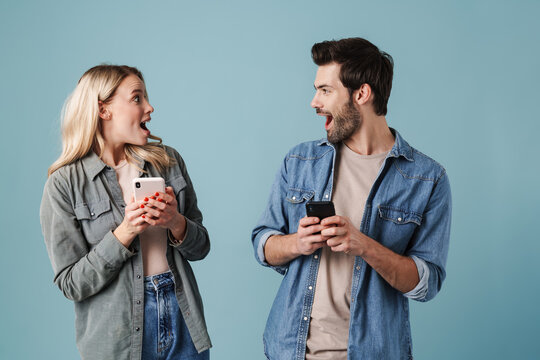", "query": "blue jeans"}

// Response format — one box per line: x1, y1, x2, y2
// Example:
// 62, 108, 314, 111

143, 271, 209, 360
